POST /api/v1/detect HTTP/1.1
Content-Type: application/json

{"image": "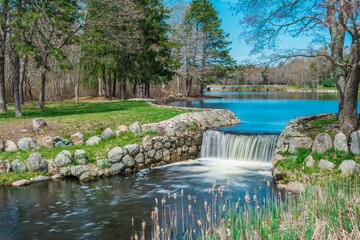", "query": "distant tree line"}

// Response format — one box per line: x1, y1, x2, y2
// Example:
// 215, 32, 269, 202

225, 56, 334, 89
